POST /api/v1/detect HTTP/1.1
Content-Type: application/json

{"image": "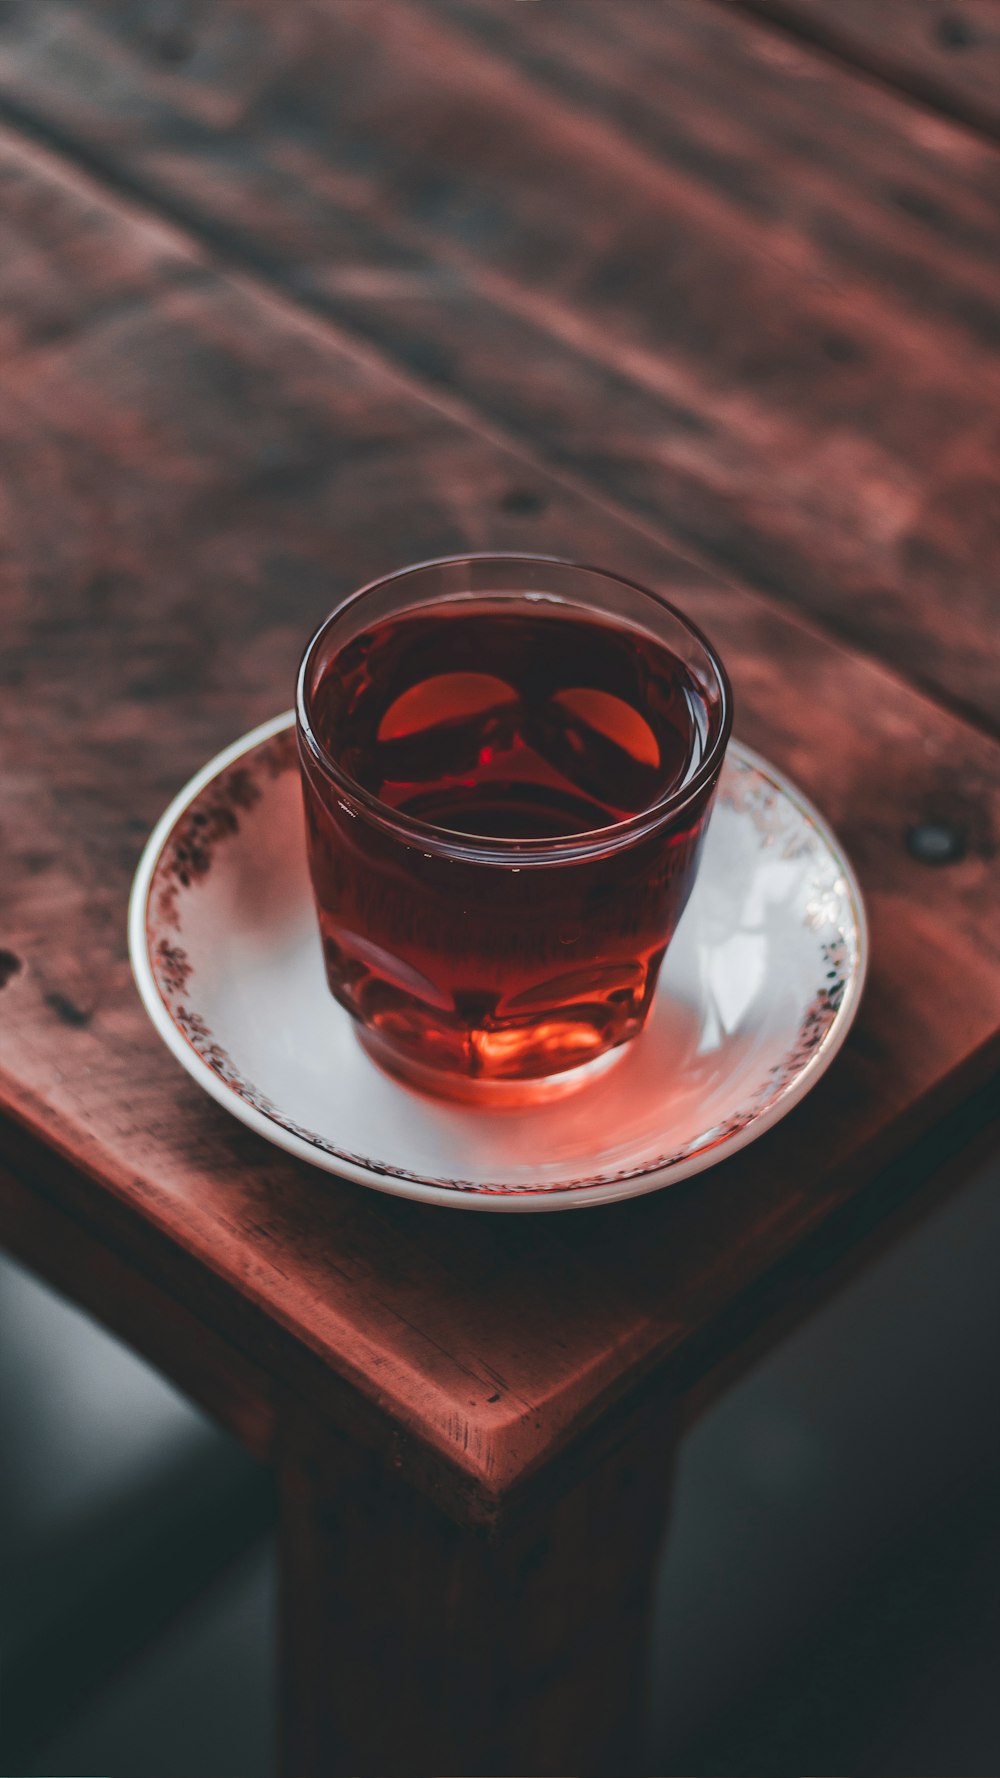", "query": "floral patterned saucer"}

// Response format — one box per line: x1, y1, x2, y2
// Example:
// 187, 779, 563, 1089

128, 714, 867, 1212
